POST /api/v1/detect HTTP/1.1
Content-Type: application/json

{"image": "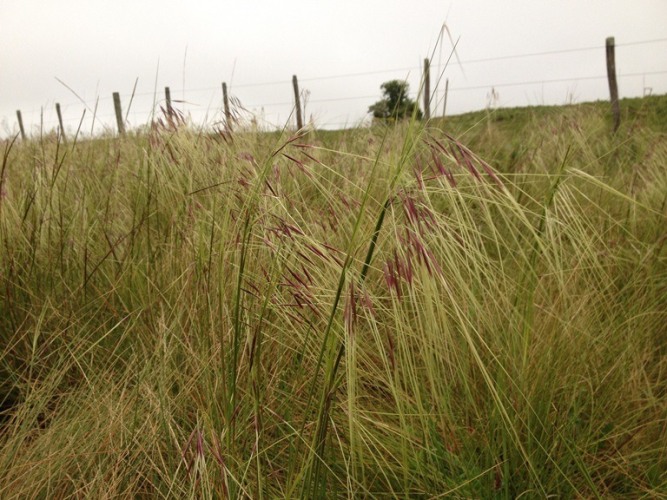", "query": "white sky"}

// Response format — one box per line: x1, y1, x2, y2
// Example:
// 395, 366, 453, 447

1, 1, 666, 136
